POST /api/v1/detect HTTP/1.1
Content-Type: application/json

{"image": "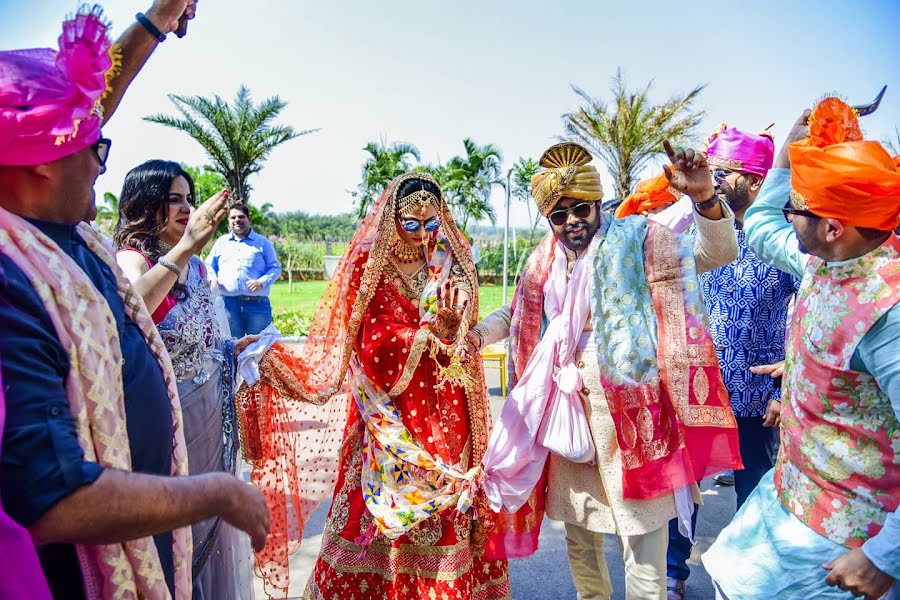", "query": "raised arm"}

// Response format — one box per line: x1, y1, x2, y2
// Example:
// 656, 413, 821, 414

101, 1, 196, 125
661, 139, 738, 272
743, 111, 812, 279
